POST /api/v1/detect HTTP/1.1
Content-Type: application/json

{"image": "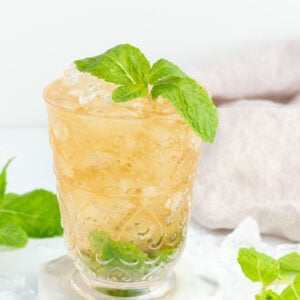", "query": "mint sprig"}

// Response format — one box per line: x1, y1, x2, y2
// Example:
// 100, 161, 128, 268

75, 44, 150, 85
74, 44, 218, 143
238, 248, 300, 300
151, 77, 218, 143
0, 159, 63, 248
